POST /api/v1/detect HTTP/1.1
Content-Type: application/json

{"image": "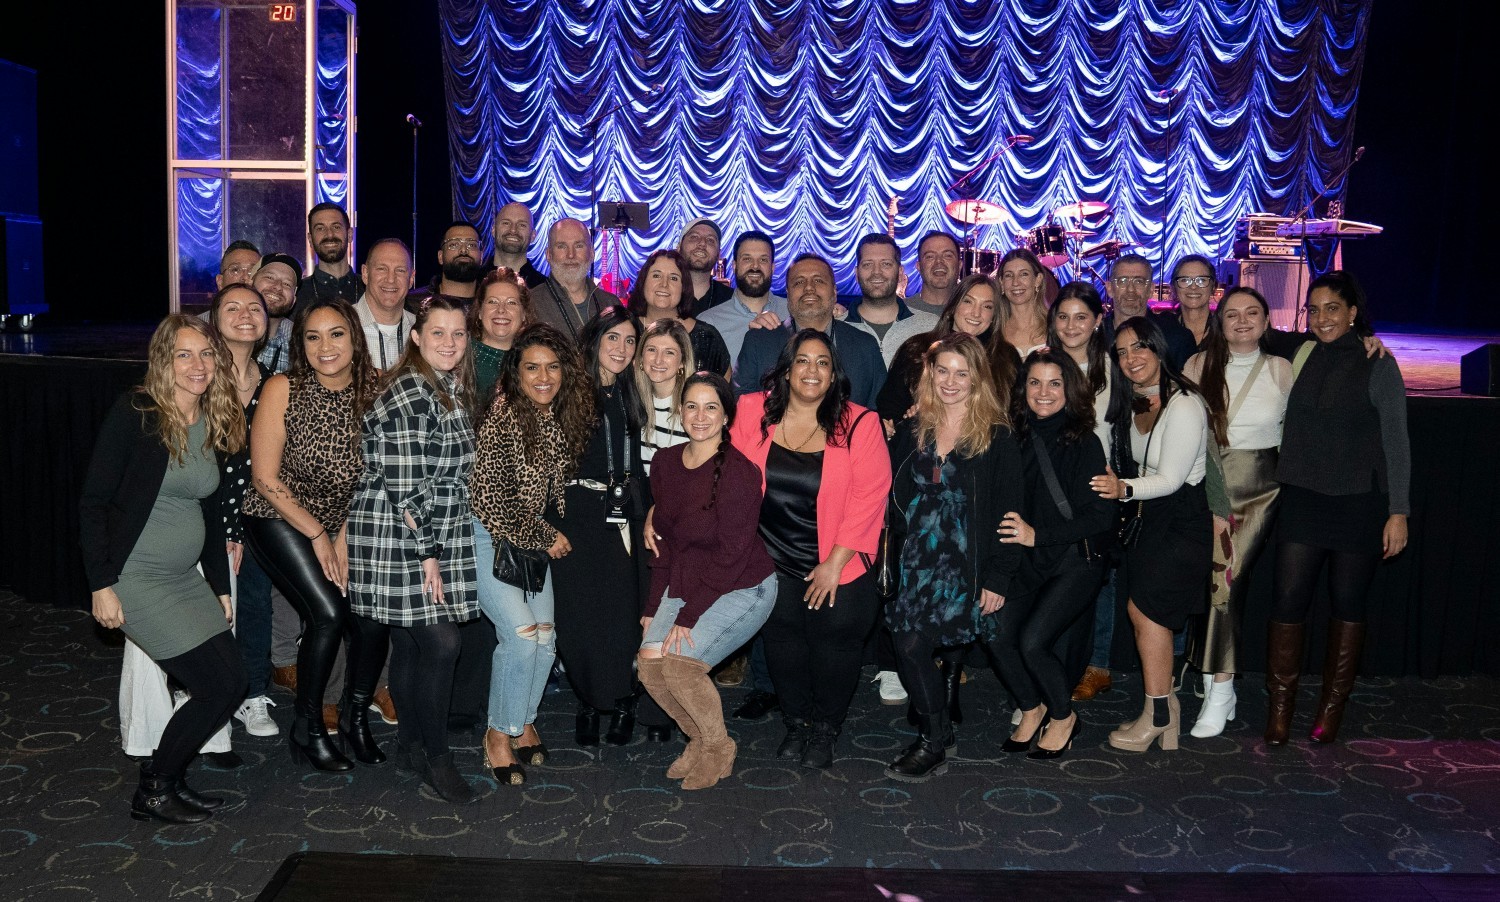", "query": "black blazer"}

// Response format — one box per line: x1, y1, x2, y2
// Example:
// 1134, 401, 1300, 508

79, 391, 233, 596
888, 421, 1025, 598
1012, 414, 1116, 594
